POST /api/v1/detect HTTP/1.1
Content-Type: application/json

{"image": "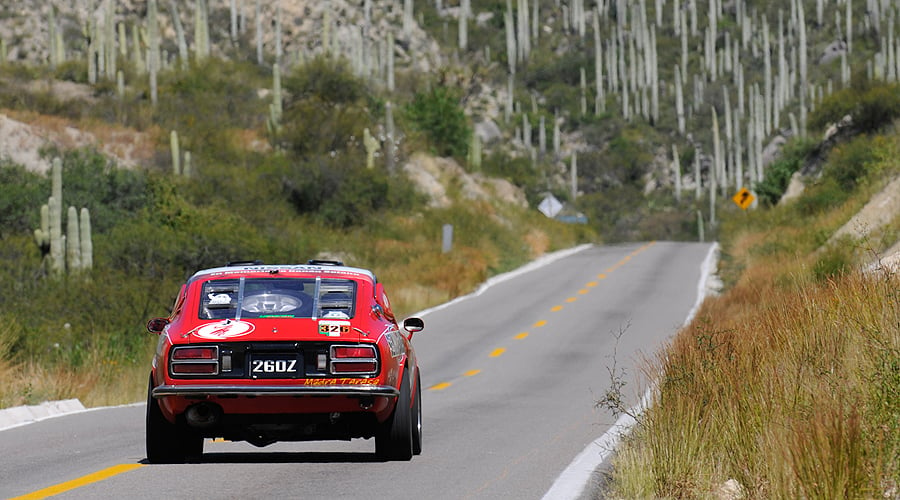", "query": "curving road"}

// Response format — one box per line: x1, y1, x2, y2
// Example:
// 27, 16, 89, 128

0, 242, 714, 500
